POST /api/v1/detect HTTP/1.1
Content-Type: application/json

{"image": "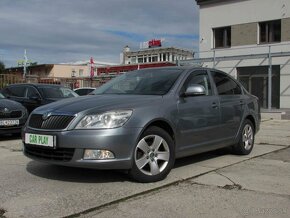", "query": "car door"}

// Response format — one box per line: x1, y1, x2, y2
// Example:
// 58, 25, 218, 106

24, 86, 42, 113
177, 69, 221, 151
210, 70, 245, 140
